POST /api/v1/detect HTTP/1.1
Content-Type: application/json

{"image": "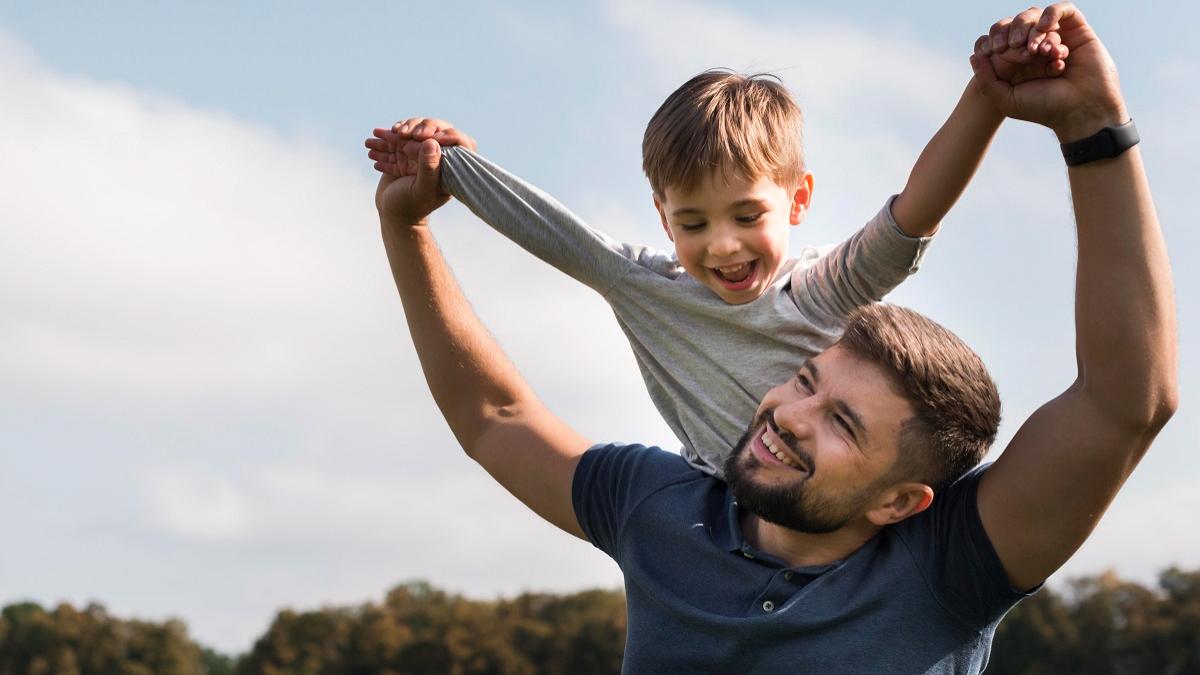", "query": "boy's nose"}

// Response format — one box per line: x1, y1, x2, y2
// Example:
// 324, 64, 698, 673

707, 231, 742, 259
